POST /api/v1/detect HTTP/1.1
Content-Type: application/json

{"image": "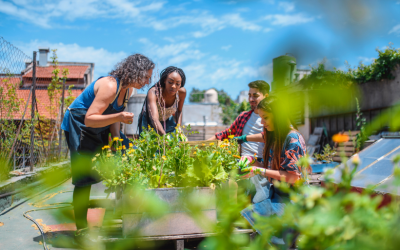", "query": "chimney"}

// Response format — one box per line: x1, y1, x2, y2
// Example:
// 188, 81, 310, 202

38, 47, 50, 66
